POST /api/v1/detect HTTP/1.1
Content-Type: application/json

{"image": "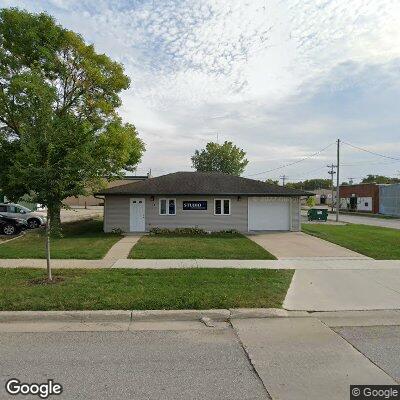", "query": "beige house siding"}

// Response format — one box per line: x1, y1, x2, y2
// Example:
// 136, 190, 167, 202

103, 194, 302, 233
290, 197, 301, 231
104, 195, 130, 232
146, 195, 247, 232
